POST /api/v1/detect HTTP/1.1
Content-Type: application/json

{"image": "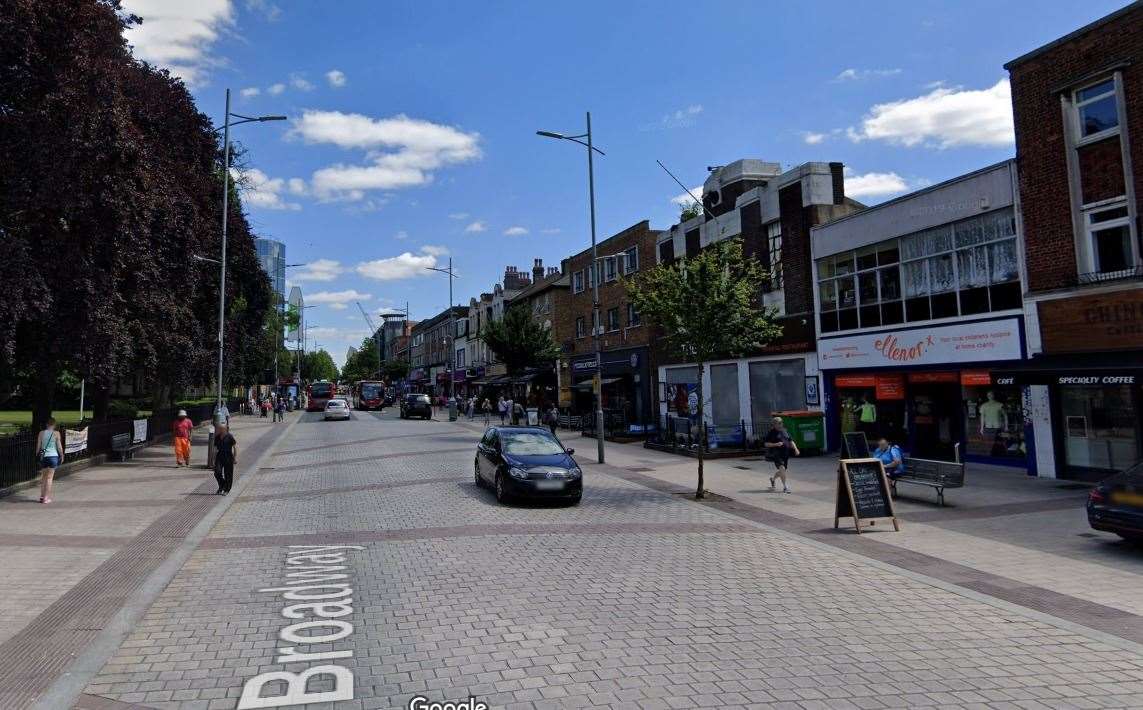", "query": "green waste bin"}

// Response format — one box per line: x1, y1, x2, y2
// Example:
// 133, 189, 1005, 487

772, 410, 824, 455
